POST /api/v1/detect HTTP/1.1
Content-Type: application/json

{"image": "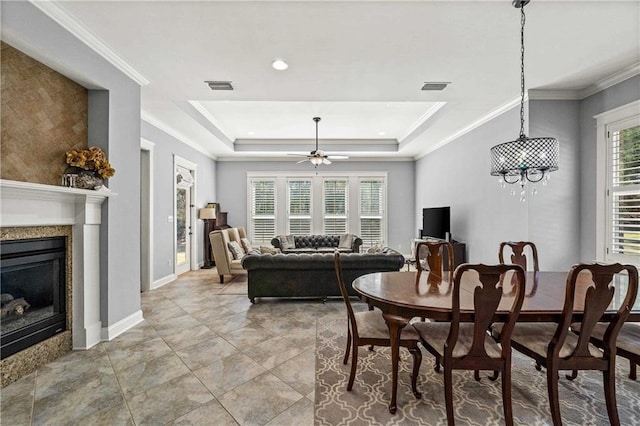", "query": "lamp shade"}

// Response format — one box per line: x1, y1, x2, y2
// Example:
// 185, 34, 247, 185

198, 207, 216, 220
